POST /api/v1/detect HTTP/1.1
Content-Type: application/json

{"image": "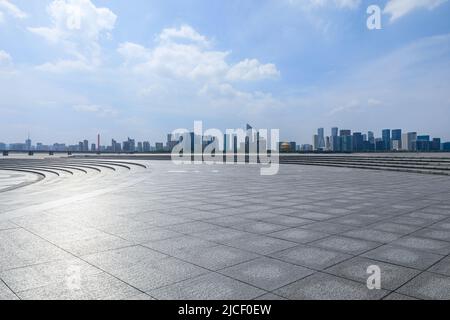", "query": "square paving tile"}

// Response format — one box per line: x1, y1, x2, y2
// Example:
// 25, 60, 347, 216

17, 272, 142, 300
428, 257, 450, 276
390, 236, 450, 255
397, 272, 450, 300
171, 245, 260, 271
149, 273, 265, 300
270, 245, 351, 270
223, 234, 298, 255
342, 229, 402, 243
325, 257, 420, 291
311, 236, 382, 255
274, 273, 389, 300
220, 257, 315, 291
268, 228, 330, 244
362, 245, 444, 270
